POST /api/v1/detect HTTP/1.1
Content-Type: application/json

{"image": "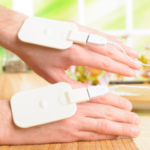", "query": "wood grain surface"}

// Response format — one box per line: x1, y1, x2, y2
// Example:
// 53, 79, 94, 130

0, 138, 138, 150
0, 73, 50, 100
